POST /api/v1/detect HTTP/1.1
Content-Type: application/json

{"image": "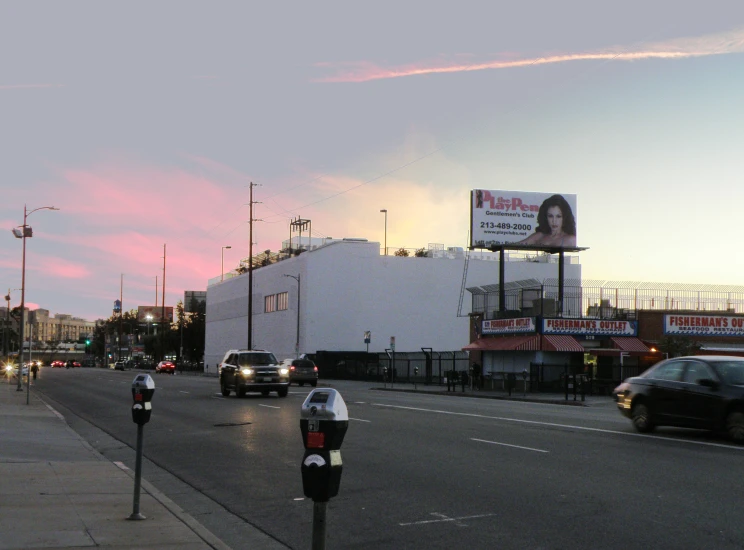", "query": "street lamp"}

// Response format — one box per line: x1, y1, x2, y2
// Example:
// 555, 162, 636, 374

12, 204, 59, 397
379, 209, 387, 256
221, 245, 232, 282
145, 314, 153, 336
283, 274, 300, 358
